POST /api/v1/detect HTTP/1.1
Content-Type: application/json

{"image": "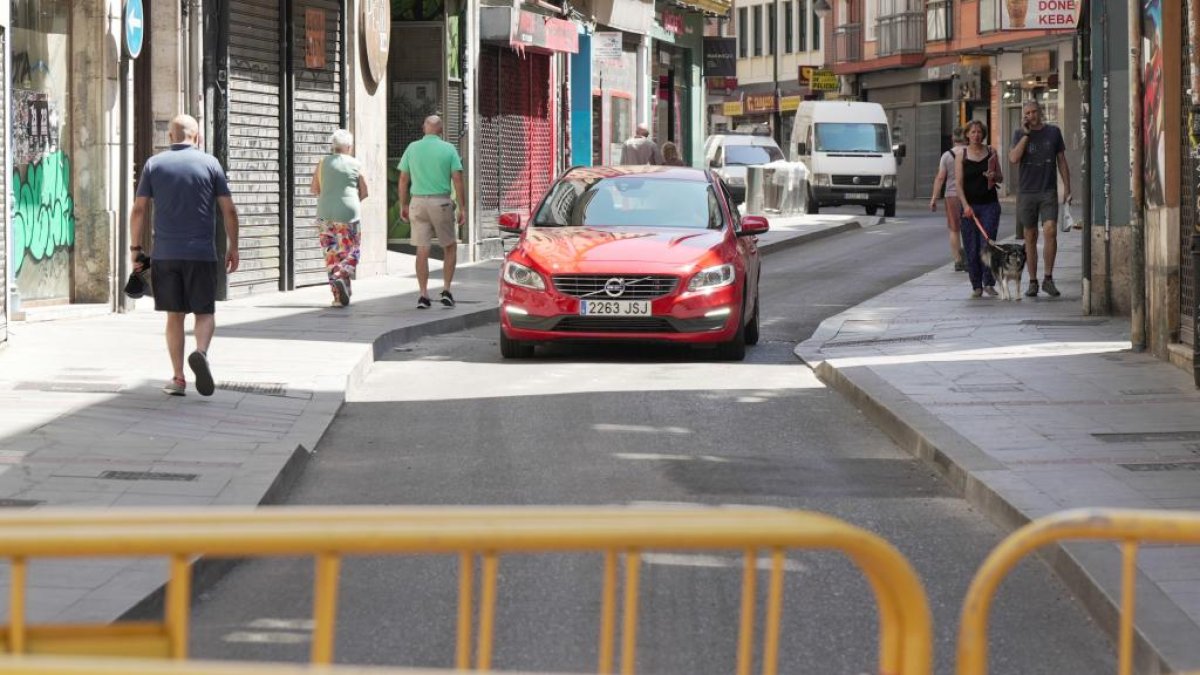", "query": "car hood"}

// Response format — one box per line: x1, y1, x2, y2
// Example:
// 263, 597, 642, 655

519, 226, 726, 273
